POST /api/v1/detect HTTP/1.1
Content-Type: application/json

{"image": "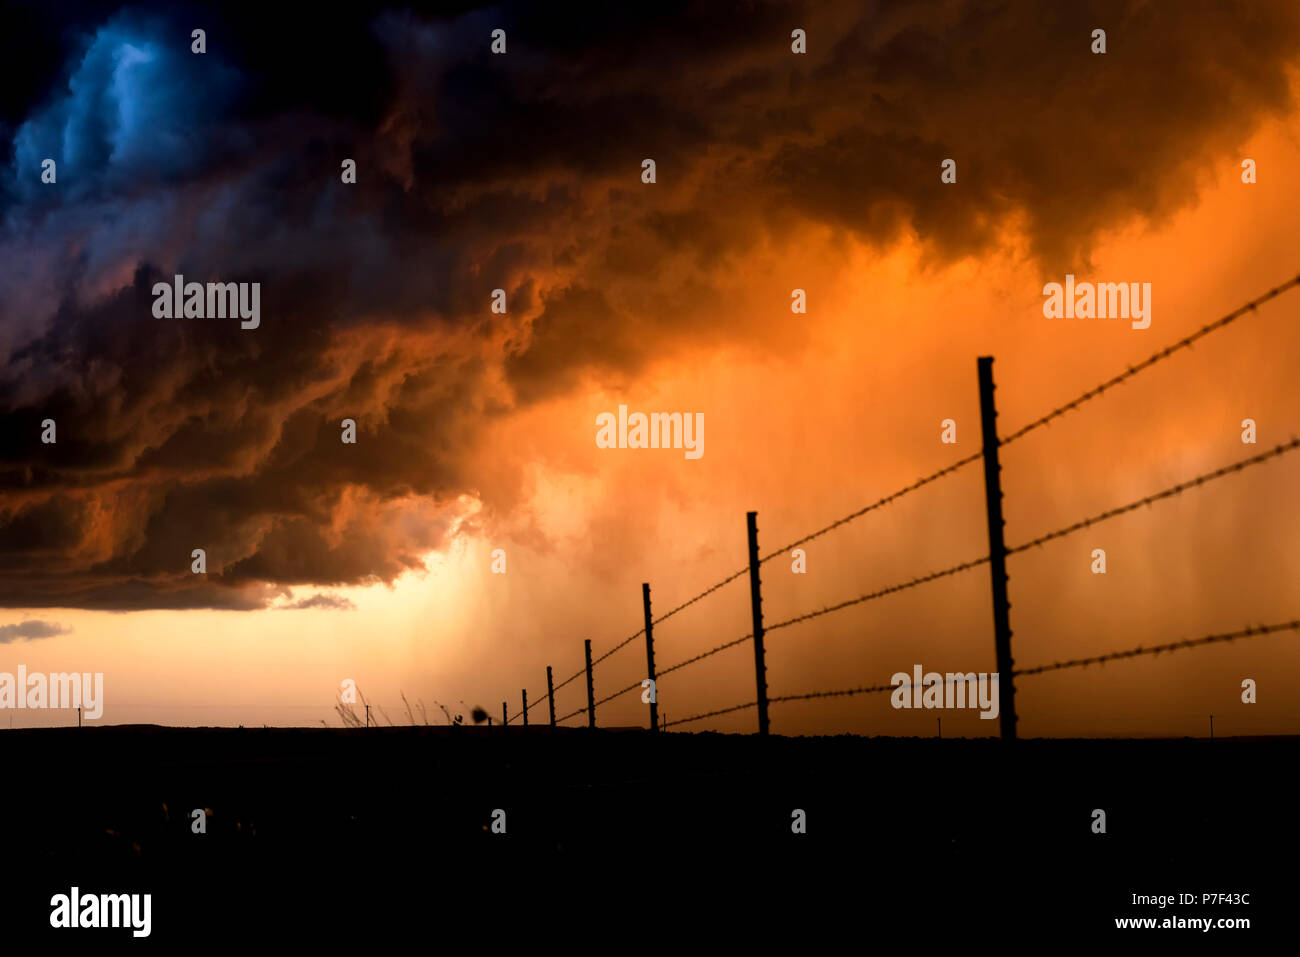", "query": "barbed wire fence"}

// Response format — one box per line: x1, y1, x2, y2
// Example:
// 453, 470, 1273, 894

498, 274, 1300, 737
